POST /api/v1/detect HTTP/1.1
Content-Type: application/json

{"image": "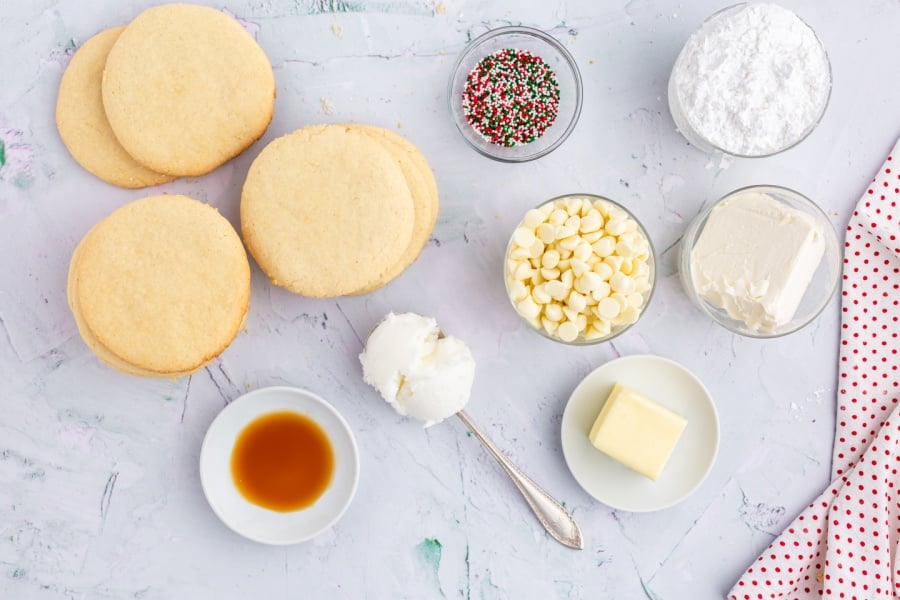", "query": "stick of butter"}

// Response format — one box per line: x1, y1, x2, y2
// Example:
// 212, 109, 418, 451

588, 383, 687, 481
